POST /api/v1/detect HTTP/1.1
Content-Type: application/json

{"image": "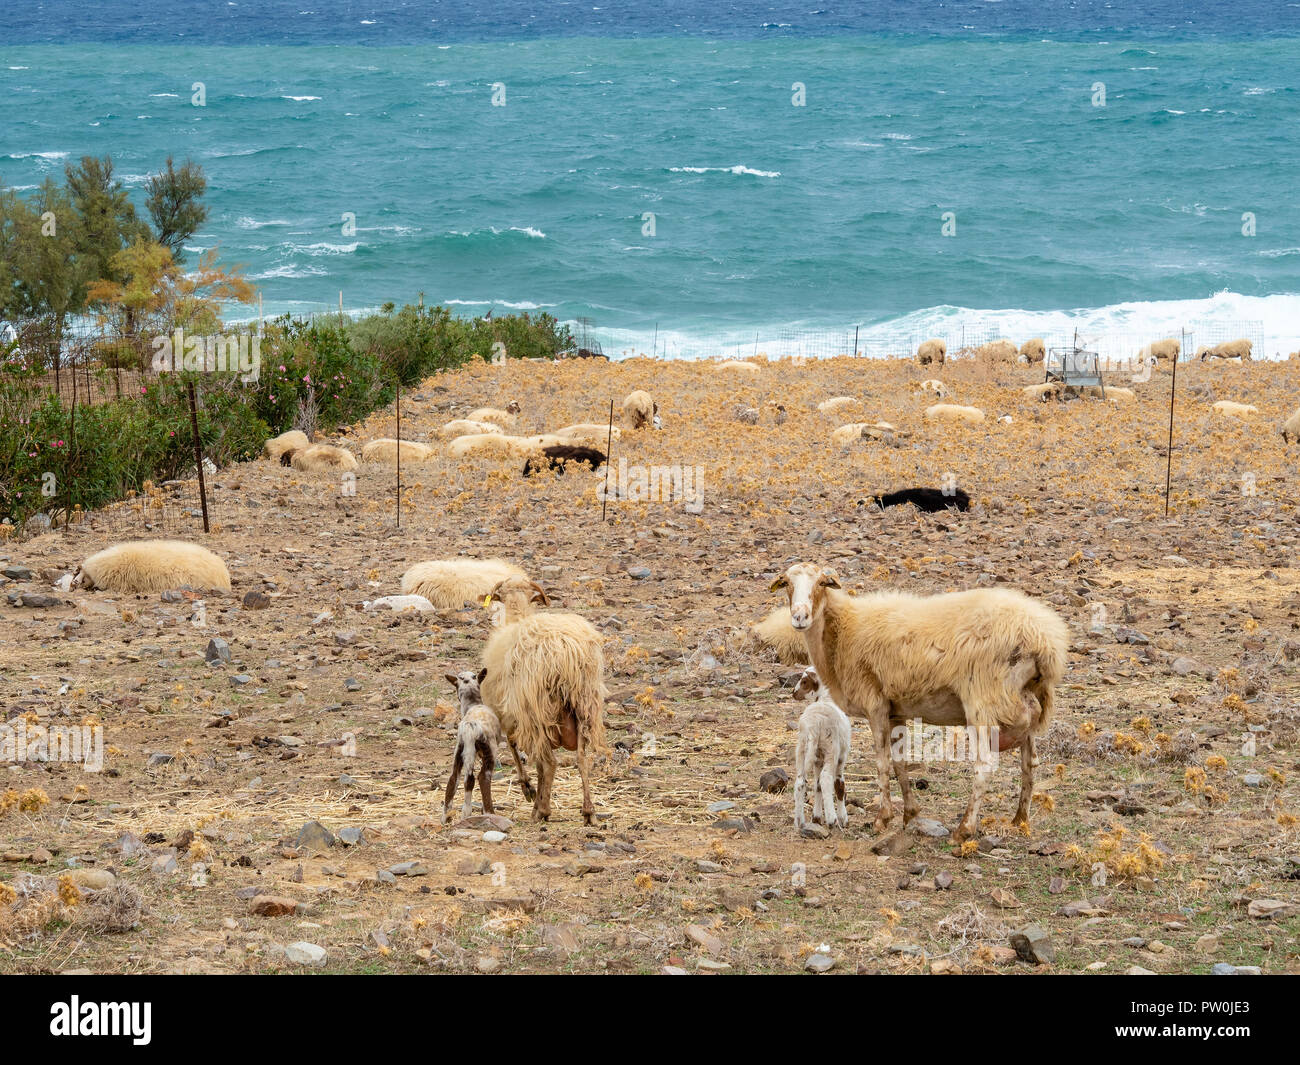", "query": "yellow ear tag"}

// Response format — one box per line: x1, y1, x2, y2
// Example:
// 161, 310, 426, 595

483, 594, 493, 607
768, 579, 785, 592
